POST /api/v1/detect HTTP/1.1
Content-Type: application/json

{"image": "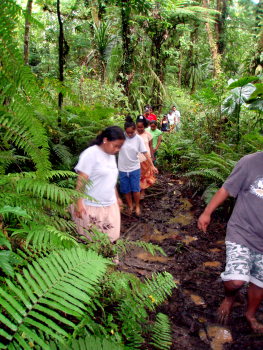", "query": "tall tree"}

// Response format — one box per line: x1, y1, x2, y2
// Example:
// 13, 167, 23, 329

109, 0, 151, 97
140, 0, 217, 106
250, 0, 263, 74
24, 0, 33, 65
57, 0, 69, 125
202, 0, 221, 77
215, 0, 229, 55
